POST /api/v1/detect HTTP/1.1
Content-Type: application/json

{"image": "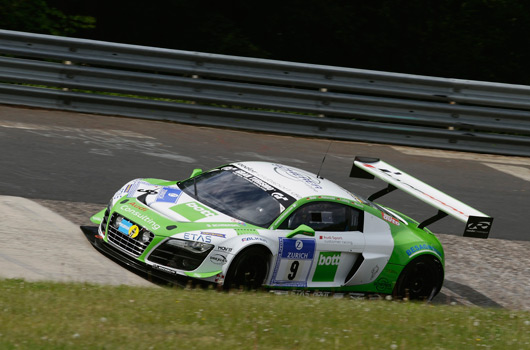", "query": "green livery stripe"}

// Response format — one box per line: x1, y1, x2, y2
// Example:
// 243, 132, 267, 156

185, 270, 222, 278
